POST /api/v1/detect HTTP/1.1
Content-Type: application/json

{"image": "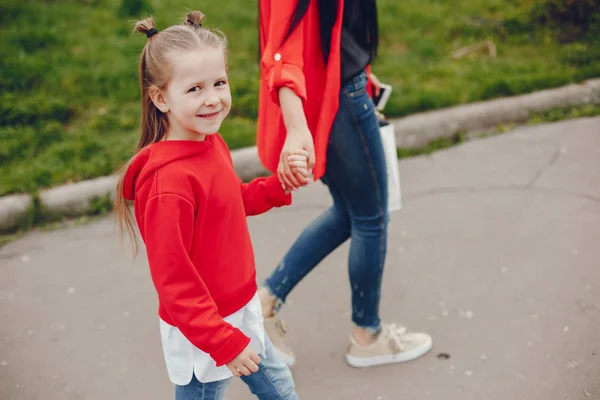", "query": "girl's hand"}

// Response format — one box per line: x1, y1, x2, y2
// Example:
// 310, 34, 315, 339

278, 126, 315, 190
225, 345, 261, 377
281, 152, 310, 193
